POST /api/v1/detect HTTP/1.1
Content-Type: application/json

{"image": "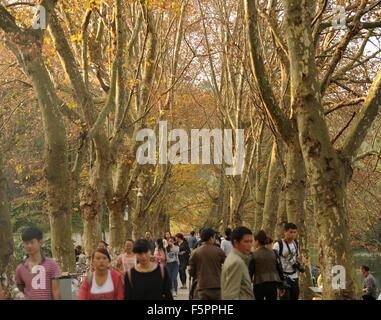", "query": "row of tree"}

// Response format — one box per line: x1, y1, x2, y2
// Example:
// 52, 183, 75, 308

0, 0, 380, 299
